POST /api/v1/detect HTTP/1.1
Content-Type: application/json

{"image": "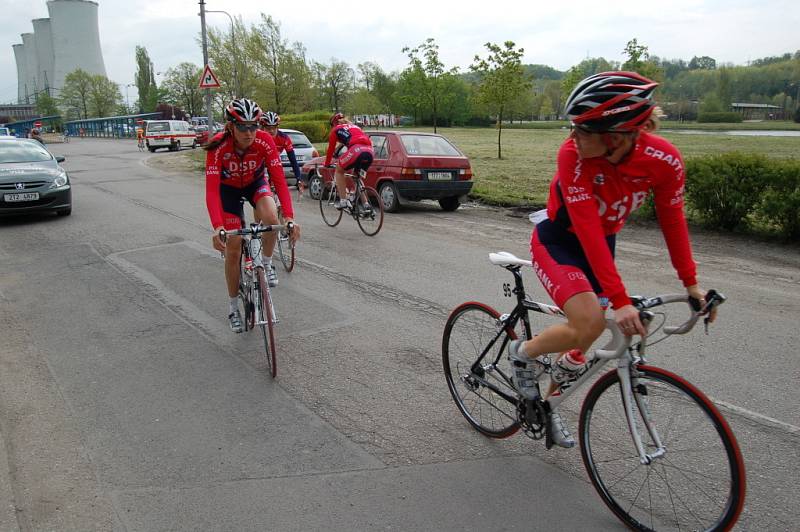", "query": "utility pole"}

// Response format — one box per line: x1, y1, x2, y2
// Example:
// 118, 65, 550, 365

199, 0, 213, 129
